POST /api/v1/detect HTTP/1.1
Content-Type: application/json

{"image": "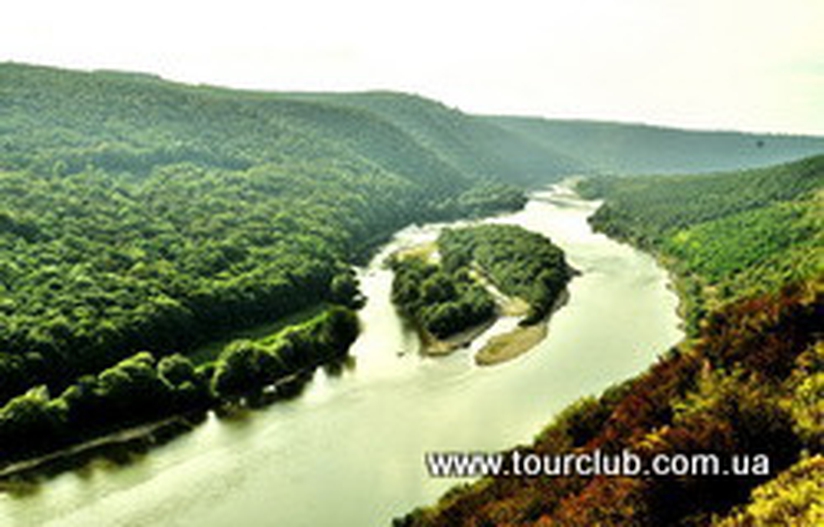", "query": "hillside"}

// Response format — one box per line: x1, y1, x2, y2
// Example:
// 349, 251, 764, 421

400, 156, 823, 526
305, 92, 587, 184
0, 63, 563, 415
0, 64, 581, 190
580, 154, 824, 332
490, 116, 824, 175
